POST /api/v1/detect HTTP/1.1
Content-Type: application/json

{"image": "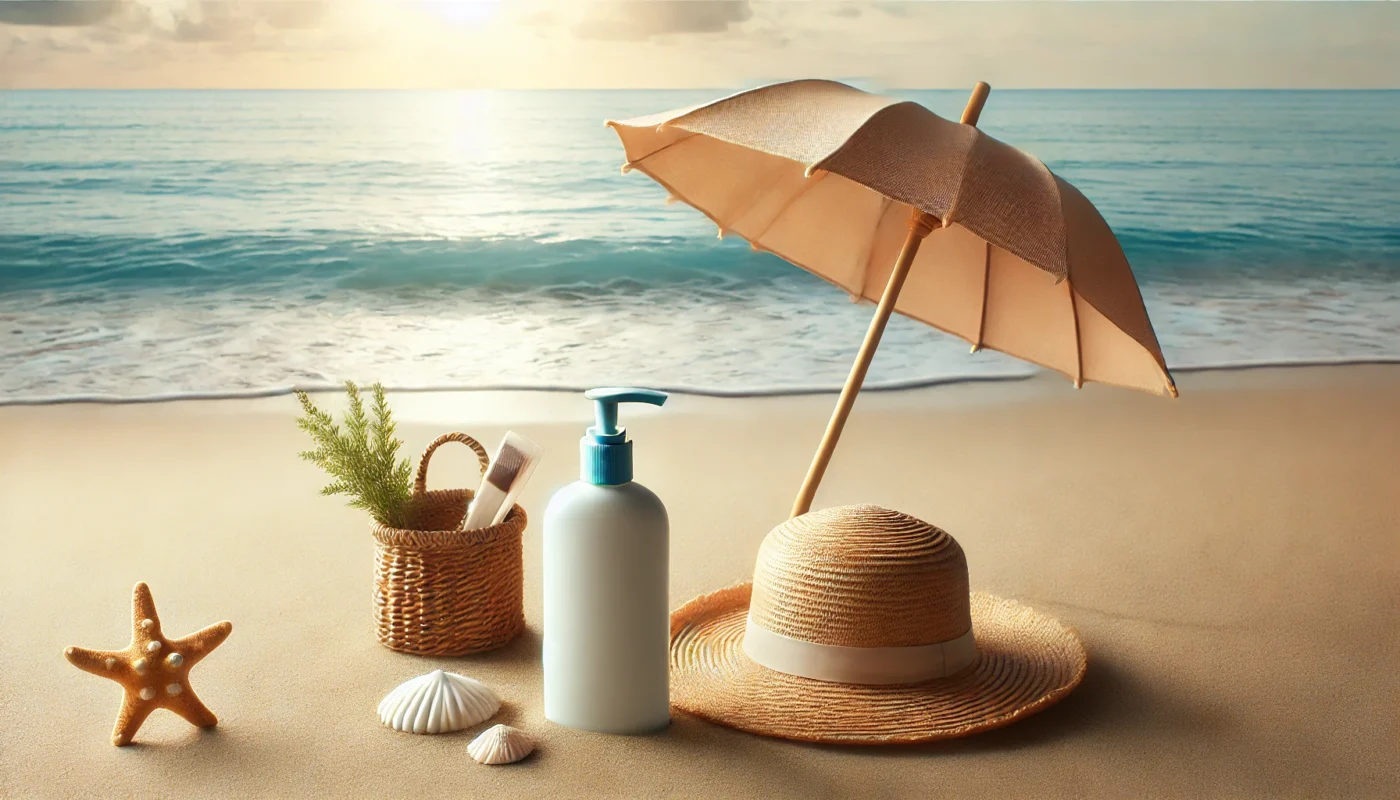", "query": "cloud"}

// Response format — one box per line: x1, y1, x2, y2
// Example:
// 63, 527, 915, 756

3, 0, 1397, 89
566, 1, 753, 41
169, 2, 255, 41
0, 0, 125, 26
871, 2, 911, 19
167, 1, 326, 42
0, 1, 330, 42
252, 0, 327, 30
